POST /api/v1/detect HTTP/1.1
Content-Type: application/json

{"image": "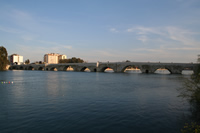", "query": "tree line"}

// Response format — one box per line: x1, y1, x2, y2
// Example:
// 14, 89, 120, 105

59, 57, 84, 63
